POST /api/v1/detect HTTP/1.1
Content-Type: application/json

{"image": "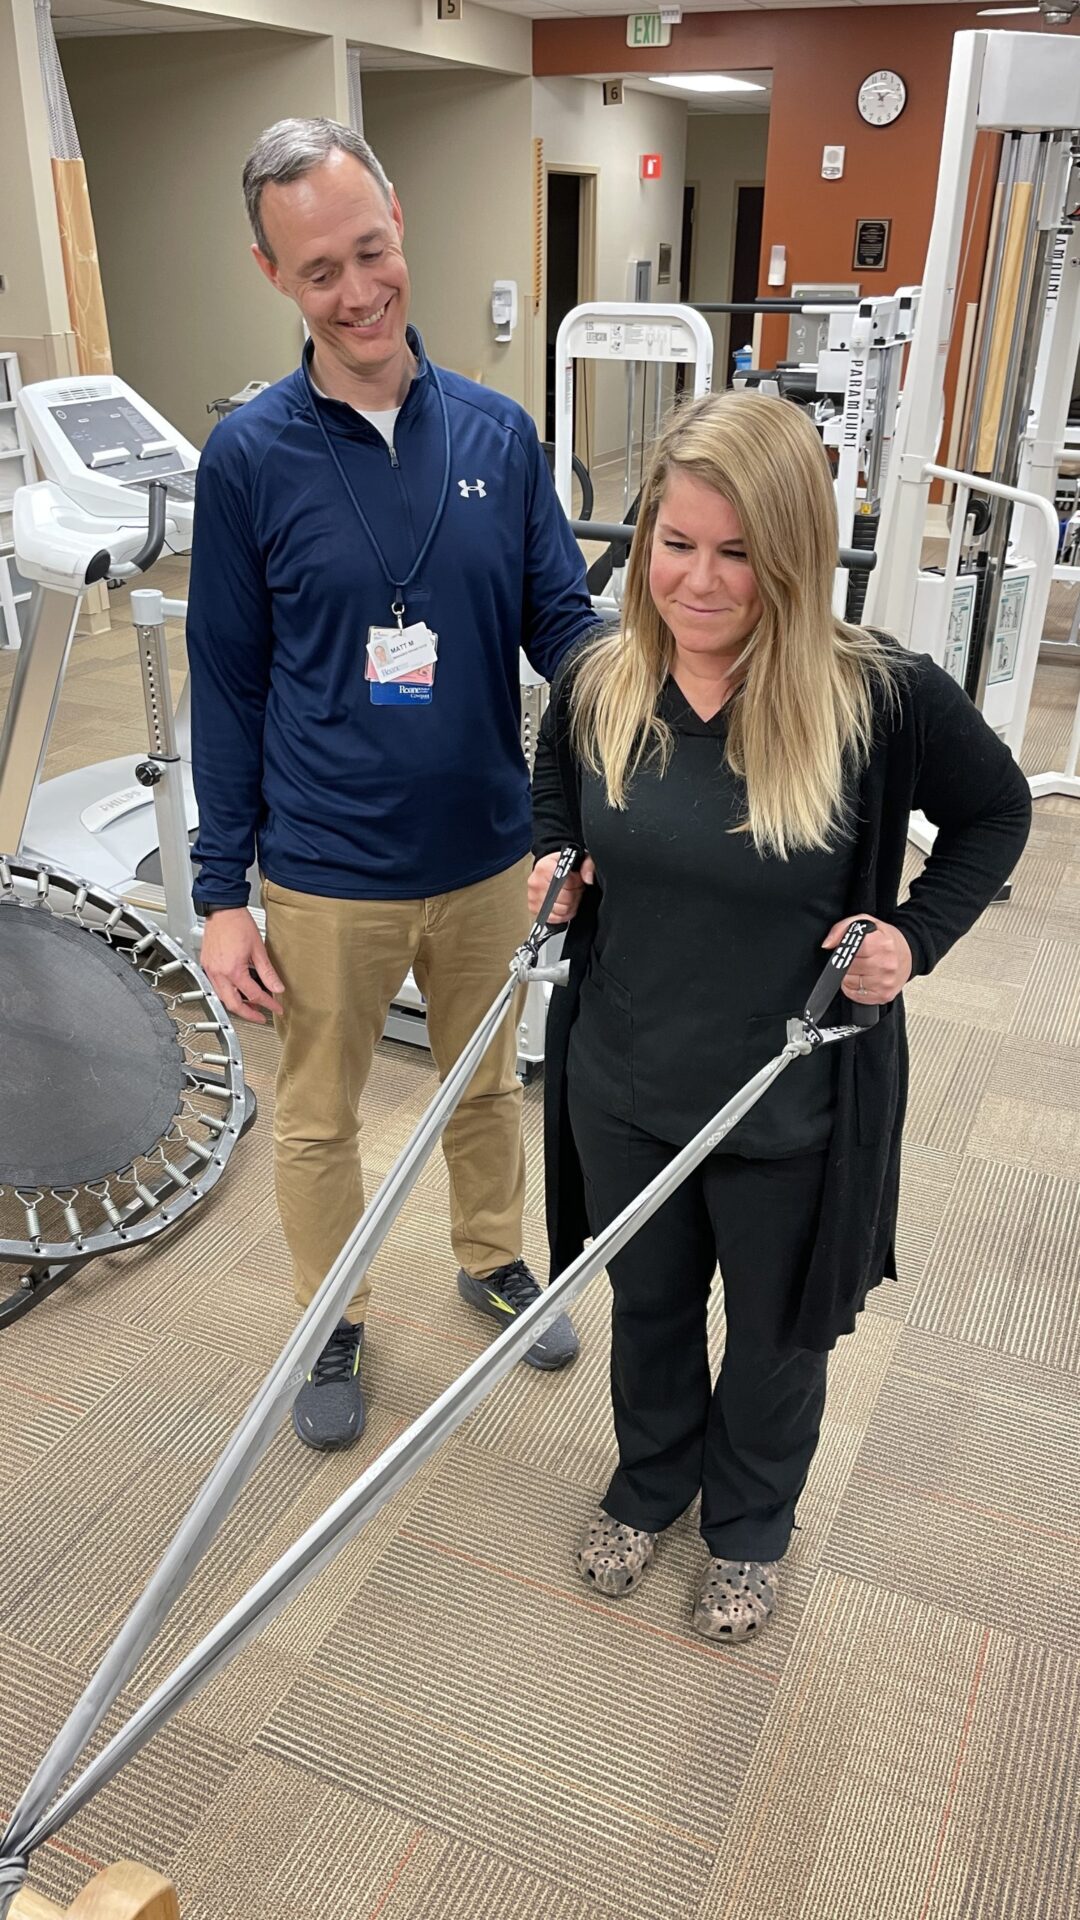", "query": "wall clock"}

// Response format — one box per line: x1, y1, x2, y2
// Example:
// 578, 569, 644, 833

857, 70, 907, 128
